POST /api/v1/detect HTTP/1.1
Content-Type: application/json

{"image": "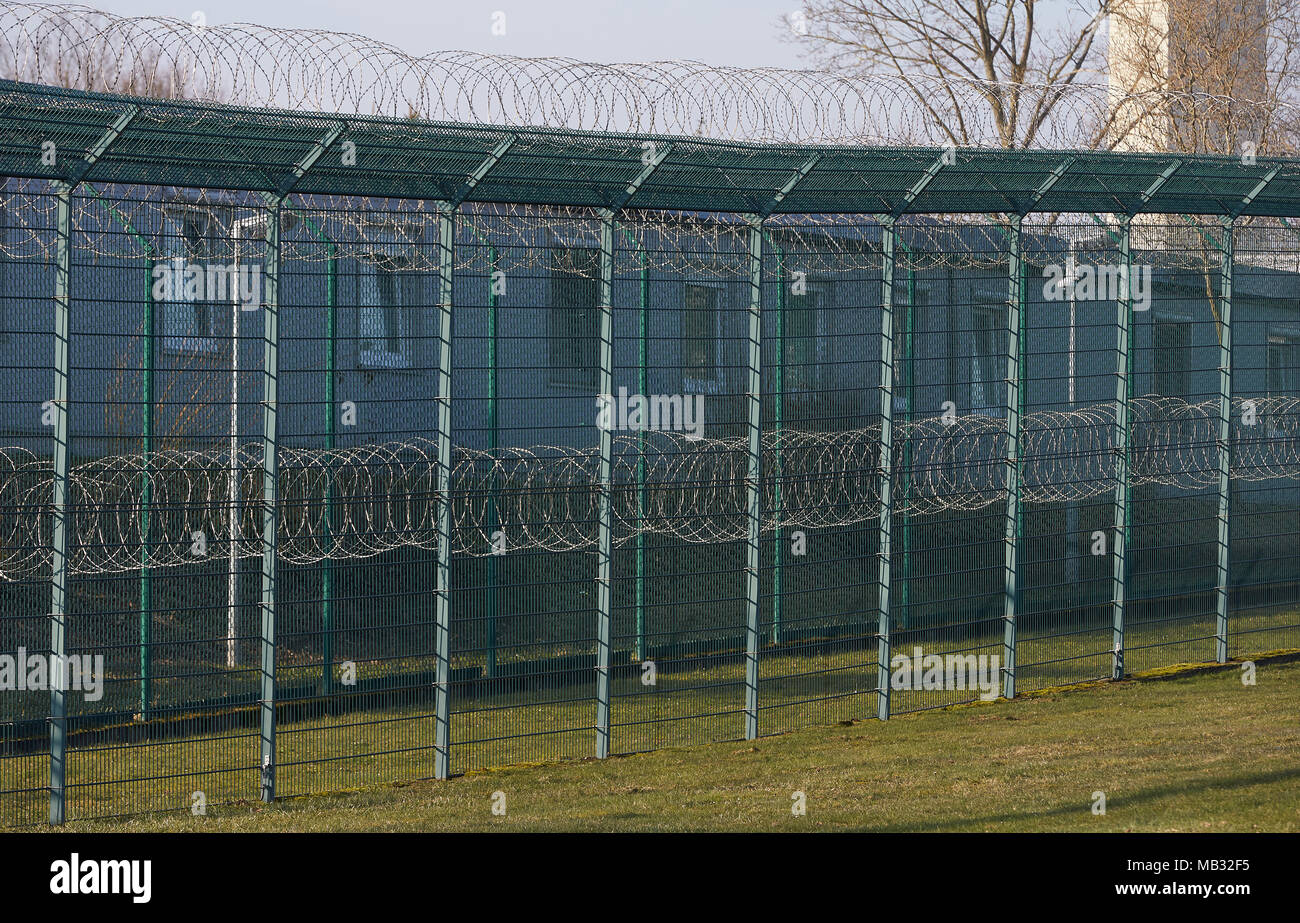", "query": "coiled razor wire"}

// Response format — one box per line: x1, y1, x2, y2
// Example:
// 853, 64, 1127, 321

1, 396, 1295, 580
3, 3, 1298, 275
3, 179, 1297, 277
0, 1, 1292, 147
